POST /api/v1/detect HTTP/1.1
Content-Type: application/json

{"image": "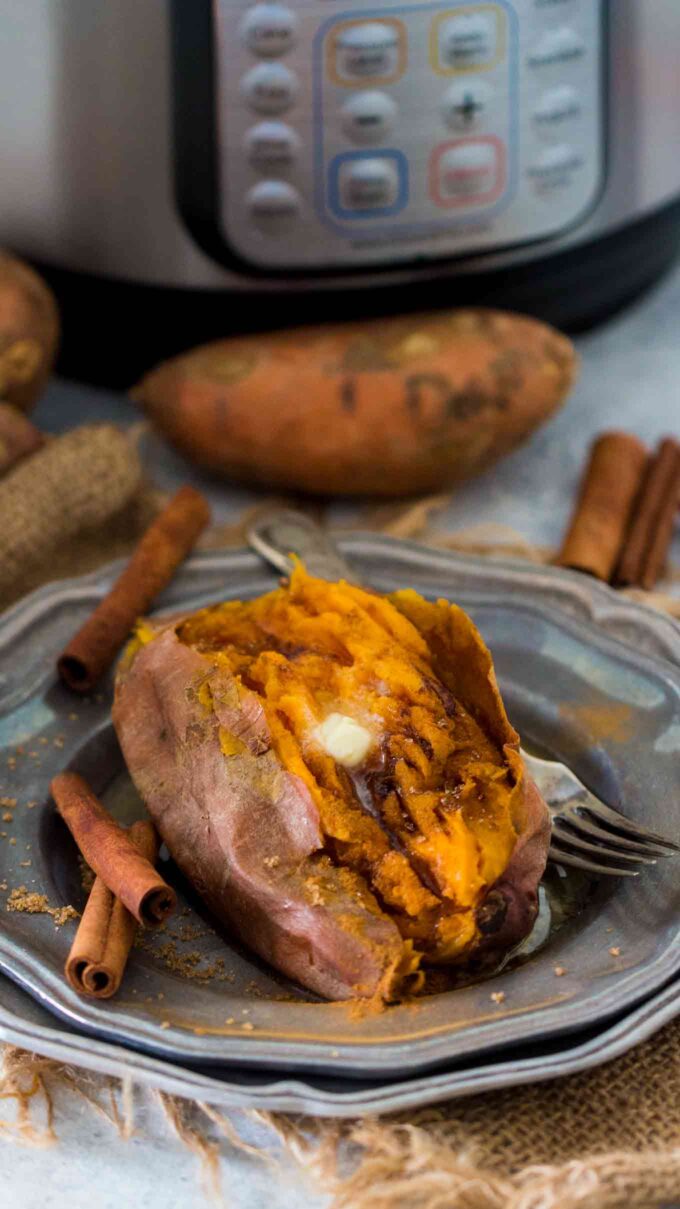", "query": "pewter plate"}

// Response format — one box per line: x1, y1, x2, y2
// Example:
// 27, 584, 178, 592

0, 966, 677, 1117
0, 539, 678, 1078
